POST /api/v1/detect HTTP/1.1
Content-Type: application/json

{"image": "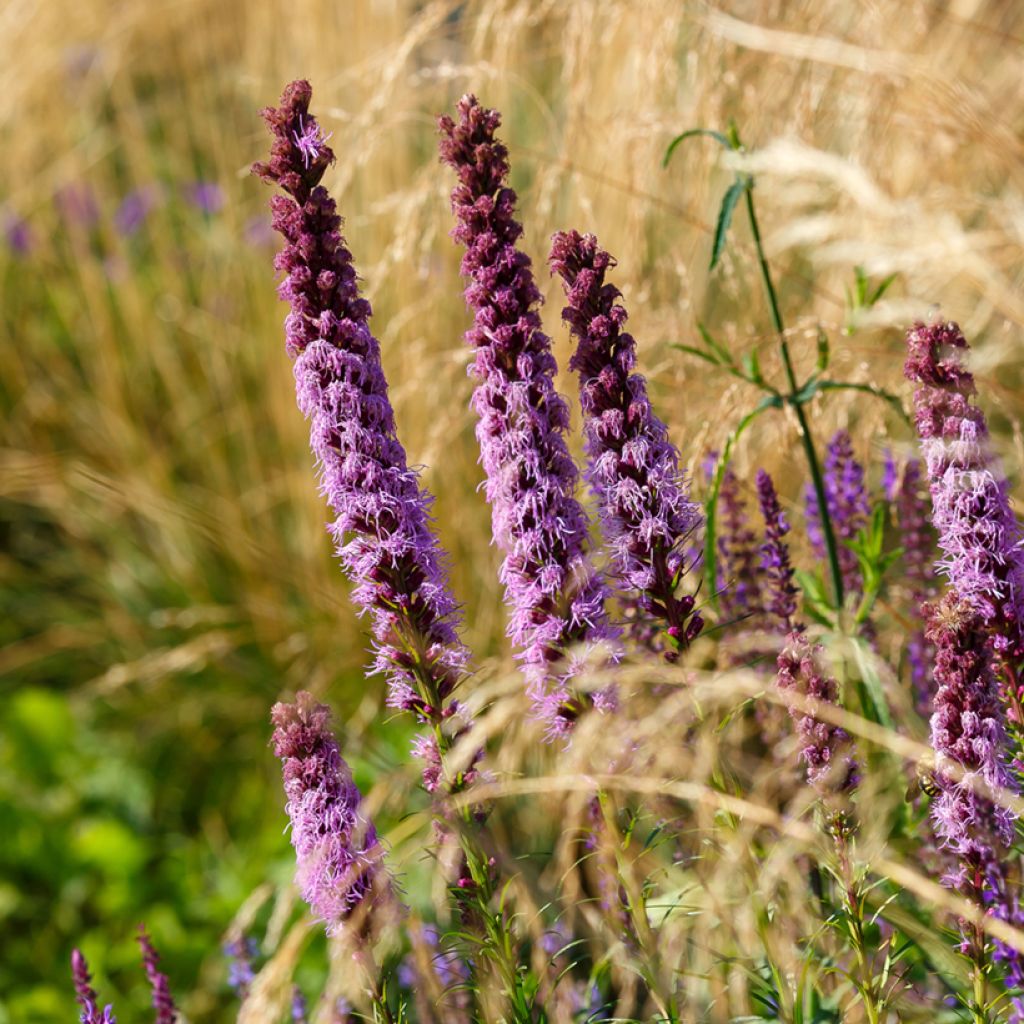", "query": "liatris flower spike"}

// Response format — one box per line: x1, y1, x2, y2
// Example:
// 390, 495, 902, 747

439, 97, 618, 735
254, 81, 473, 789
756, 469, 799, 634
271, 692, 391, 935
717, 466, 764, 623
71, 949, 117, 1024
904, 320, 1024, 658
549, 229, 703, 659
137, 926, 177, 1024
